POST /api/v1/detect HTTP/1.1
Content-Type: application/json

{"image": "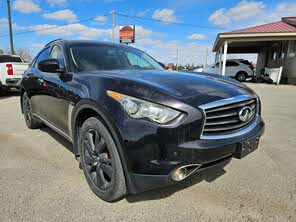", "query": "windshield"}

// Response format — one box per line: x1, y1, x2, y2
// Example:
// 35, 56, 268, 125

70, 44, 164, 72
